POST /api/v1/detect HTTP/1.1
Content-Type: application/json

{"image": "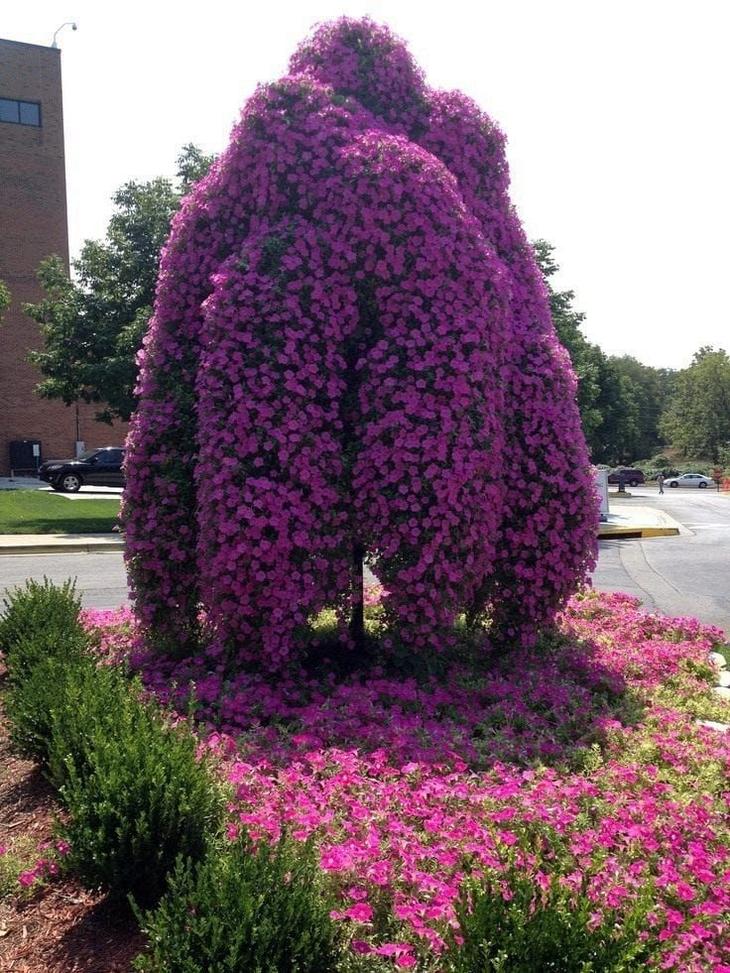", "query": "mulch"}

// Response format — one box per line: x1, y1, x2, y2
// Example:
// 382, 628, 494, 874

0, 677, 144, 972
